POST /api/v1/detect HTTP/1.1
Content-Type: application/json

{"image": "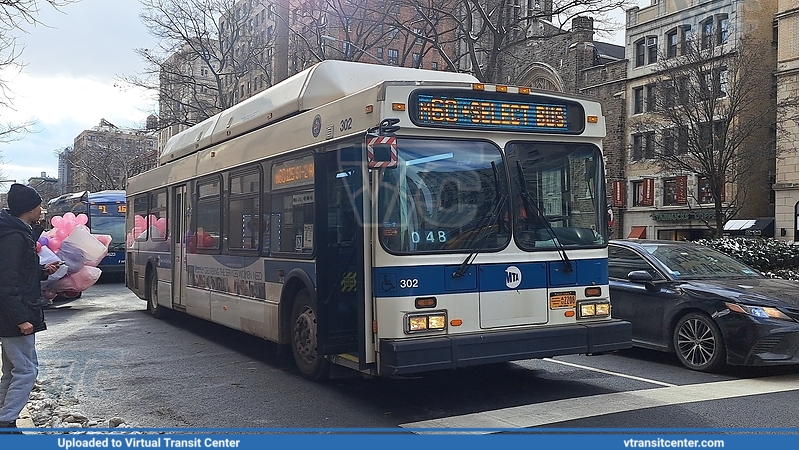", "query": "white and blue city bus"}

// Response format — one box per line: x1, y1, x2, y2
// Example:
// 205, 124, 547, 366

47, 190, 127, 276
125, 60, 631, 380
